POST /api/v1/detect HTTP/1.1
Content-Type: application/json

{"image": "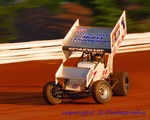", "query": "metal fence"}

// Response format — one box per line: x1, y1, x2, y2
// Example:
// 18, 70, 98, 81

0, 32, 150, 64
